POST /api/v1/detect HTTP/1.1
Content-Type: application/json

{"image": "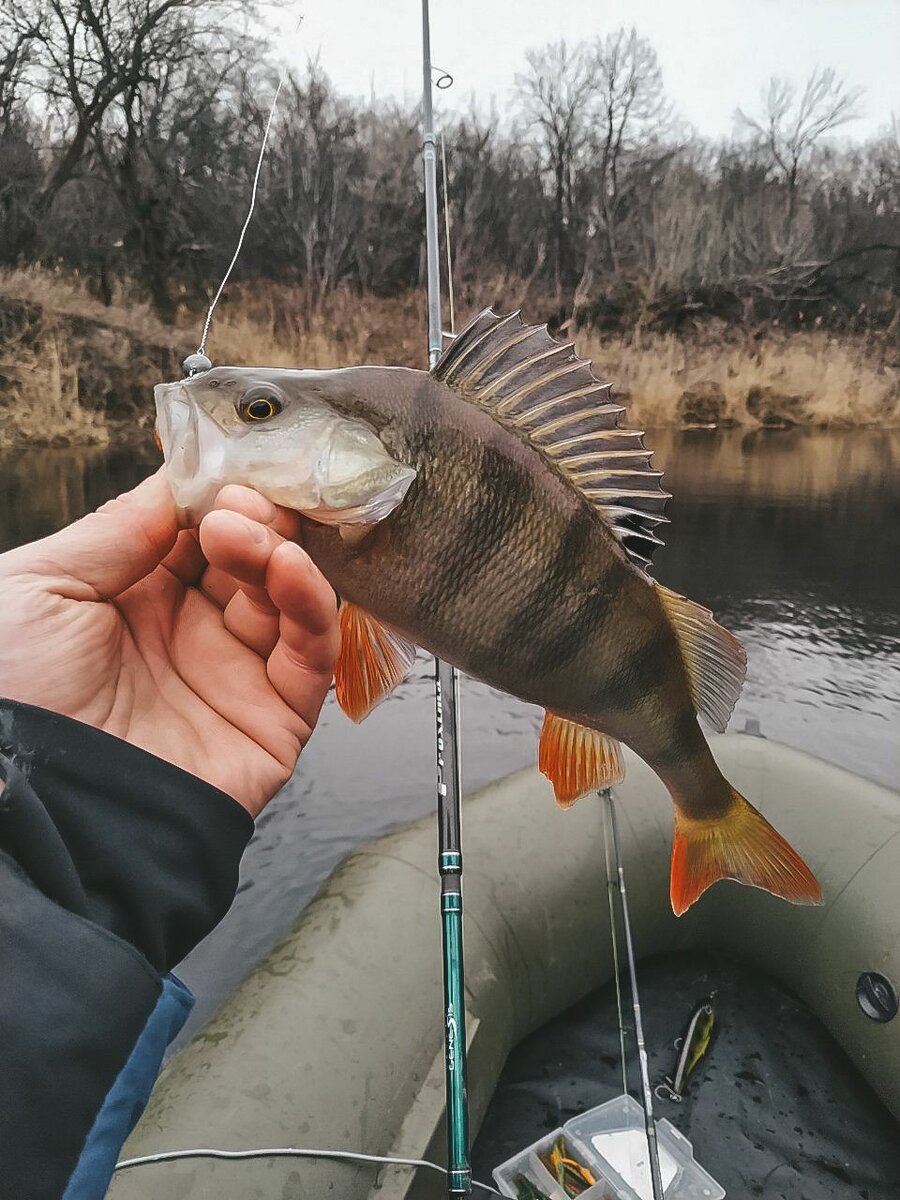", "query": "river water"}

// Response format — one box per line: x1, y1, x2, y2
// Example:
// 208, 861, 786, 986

1, 429, 898, 1032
